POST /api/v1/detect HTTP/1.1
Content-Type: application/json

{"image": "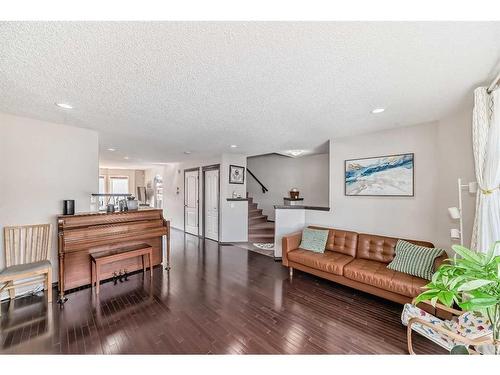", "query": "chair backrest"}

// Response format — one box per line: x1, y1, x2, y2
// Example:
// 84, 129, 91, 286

3, 224, 52, 267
